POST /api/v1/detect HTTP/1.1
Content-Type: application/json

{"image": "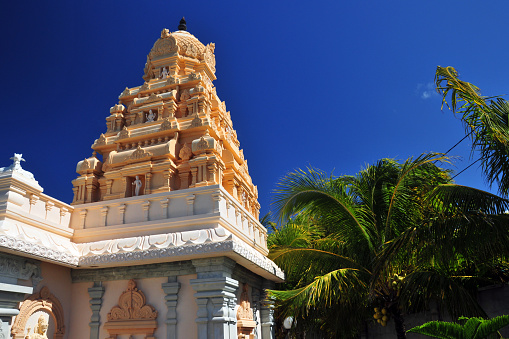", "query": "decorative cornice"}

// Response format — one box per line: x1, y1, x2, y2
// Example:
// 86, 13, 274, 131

0, 235, 79, 266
